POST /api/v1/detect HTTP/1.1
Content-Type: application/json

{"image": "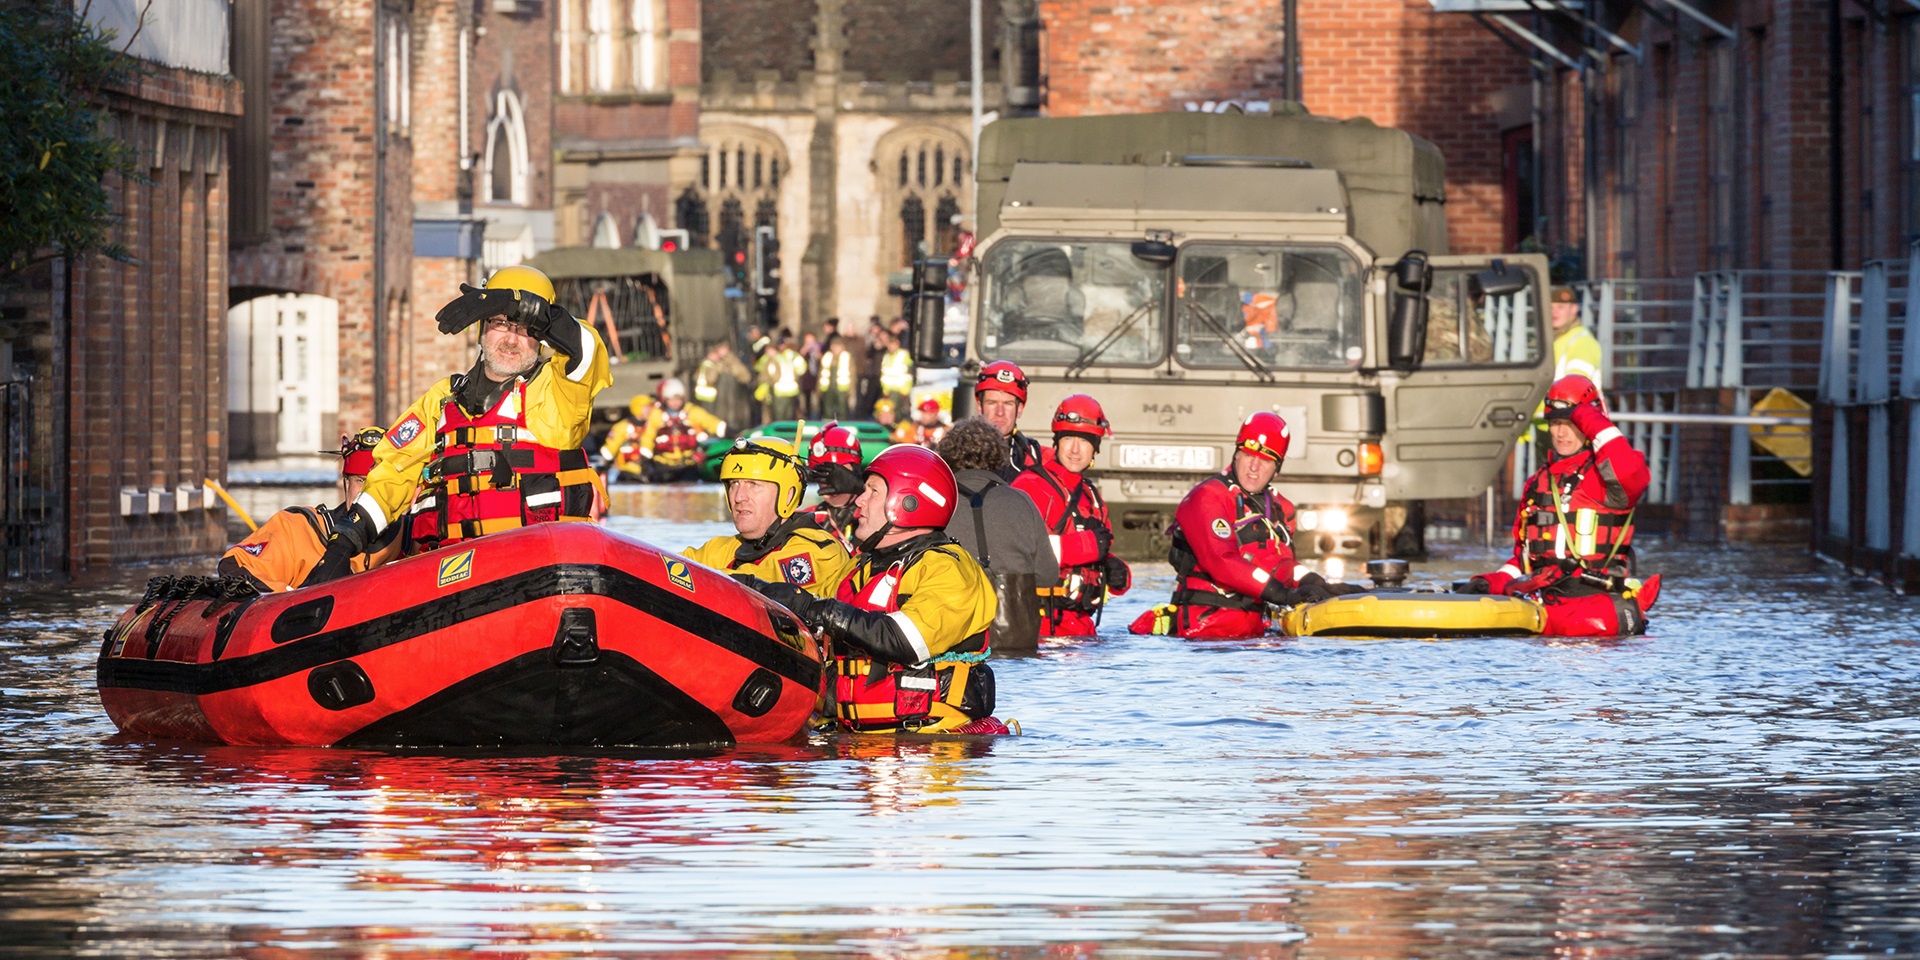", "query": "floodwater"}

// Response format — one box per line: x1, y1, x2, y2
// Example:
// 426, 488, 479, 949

5, 484, 1920, 958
